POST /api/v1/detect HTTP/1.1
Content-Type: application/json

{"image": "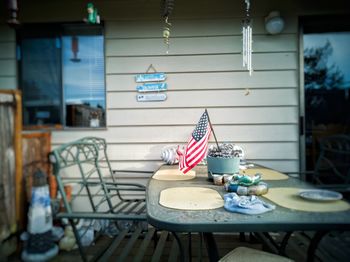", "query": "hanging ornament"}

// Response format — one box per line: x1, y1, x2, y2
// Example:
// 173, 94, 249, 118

70, 36, 81, 63
163, 17, 172, 54
242, 0, 253, 75
161, 0, 175, 54
6, 0, 20, 26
